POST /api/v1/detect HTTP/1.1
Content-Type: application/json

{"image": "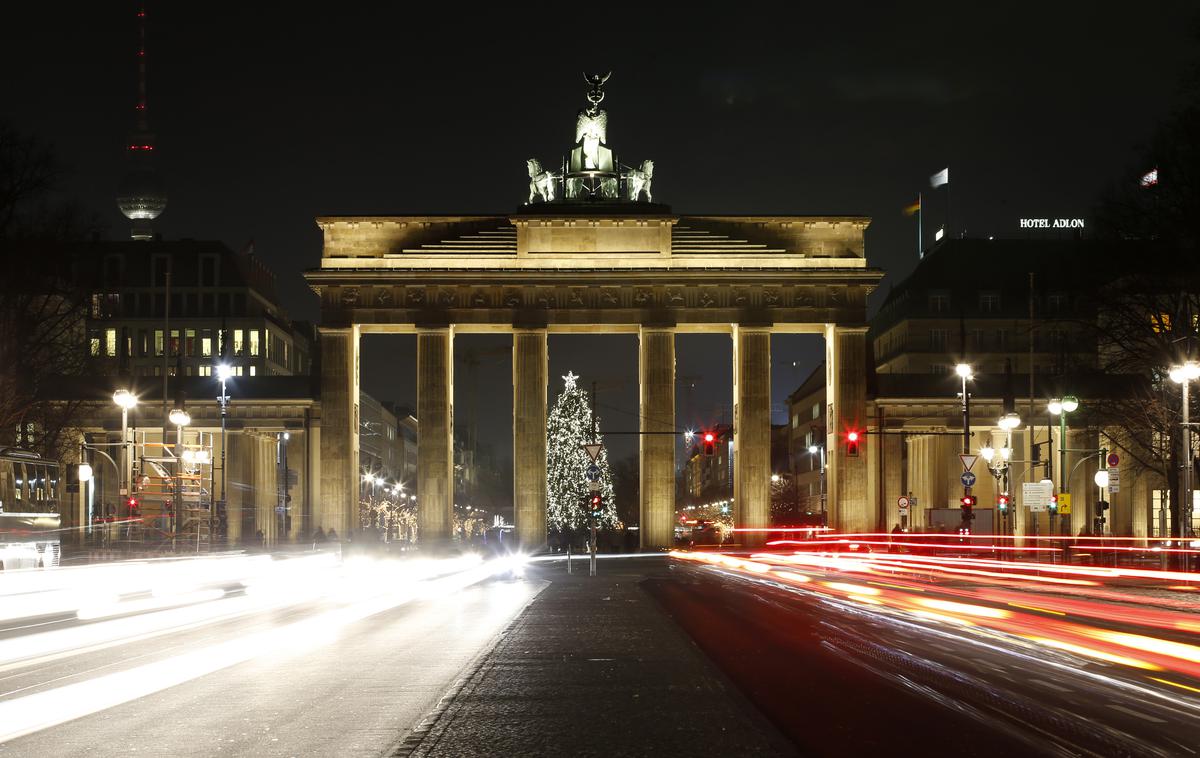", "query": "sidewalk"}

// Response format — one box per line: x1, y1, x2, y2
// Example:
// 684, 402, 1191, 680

398, 557, 793, 757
